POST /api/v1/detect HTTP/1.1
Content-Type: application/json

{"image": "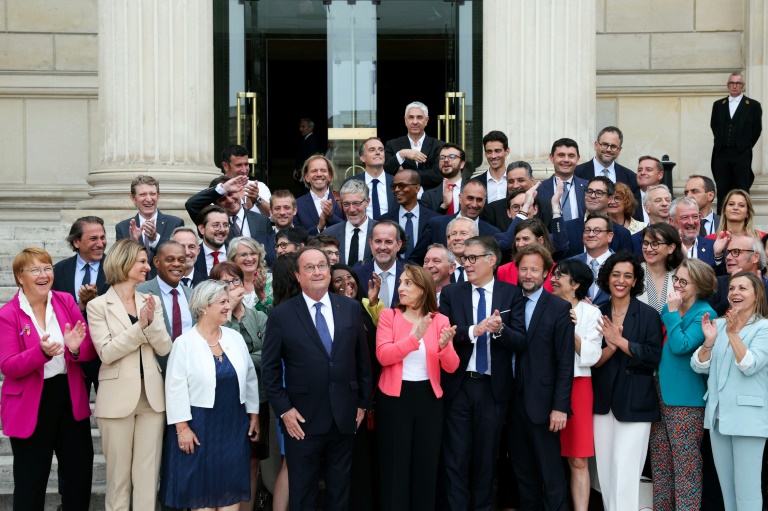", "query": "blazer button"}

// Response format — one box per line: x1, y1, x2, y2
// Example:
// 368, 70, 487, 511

329, 362, 333, 366
625, 369, 630, 375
